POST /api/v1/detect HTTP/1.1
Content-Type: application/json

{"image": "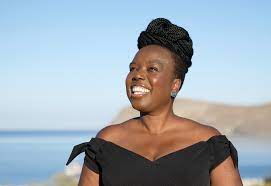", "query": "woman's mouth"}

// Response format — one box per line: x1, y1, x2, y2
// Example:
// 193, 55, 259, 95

130, 85, 150, 98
